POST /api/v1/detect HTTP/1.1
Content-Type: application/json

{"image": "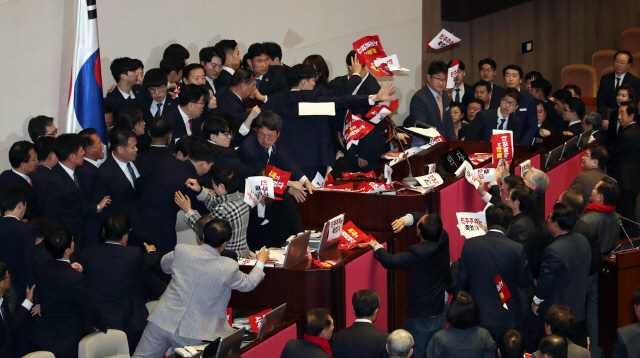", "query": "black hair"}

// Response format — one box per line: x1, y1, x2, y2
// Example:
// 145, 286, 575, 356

28, 115, 54, 142
54, 134, 83, 162
132, 58, 144, 71
447, 291, 481, 329
142, 68, 168, 89
288, 64, 317, 87
163, 43, 189, 61
110, 57, 137, 83
199, 46, 224, 64
305, 308, 332, 336
117, 106, 144, 131
0, 261, 6, 280
539, 335, 568, 358
503, 64, 523, 79
503, 87, 523, 105
560, 188, 585, 216
34, 136, 56, 162
550, 202, 578, 232
545, 305, 574, 338
524, 71, 543, 82
478, 58, 497, 70
531, 79, 552, 98
563, 84, 582, 97
202, 117, 230, 139
1, 187, 28, 213
44, 228, 73, 259
496, 329, 525, 358
427, 60, 448, 76
160, 56, 186, 76
109, 127, 136, 152
302, 55, 329, 84
178, 84, 207, 107
182, 63, 205, 81
263, 42, 283, 61
103, 213, 131, 242
597, 176, 619, 206
473, 80, 492, 93
485, 203, 513, 230
449, 101, 466, 119
352, 290, 380, 318
468, 98, 485, 110
617, 84, 636, 102
189, 140, 219, 164
504, 175, 525, 191
510, 185, 536, 216
448, 59, 465, 71
620, 101, 639, 121
9, 141, 34, 169
103, 100, 114, 115
230, 68, 255, 87
615, 50, 633, 64
174, 136, 200, 157
211, 165, 239, 193
246, 43, 267, 61
215, 40, 238, 61
536, 99, 547, 111
418, 213, 443, 242
565, 97, 585, 118
148, 115, 173, 139
553, 89, 572, 104
79, 128, 98, 150
345, 50, 357, 66
634, 286, 640, 305
28, 217, 53, 239
202, 218, 232, 248
255, 111, 283, 133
